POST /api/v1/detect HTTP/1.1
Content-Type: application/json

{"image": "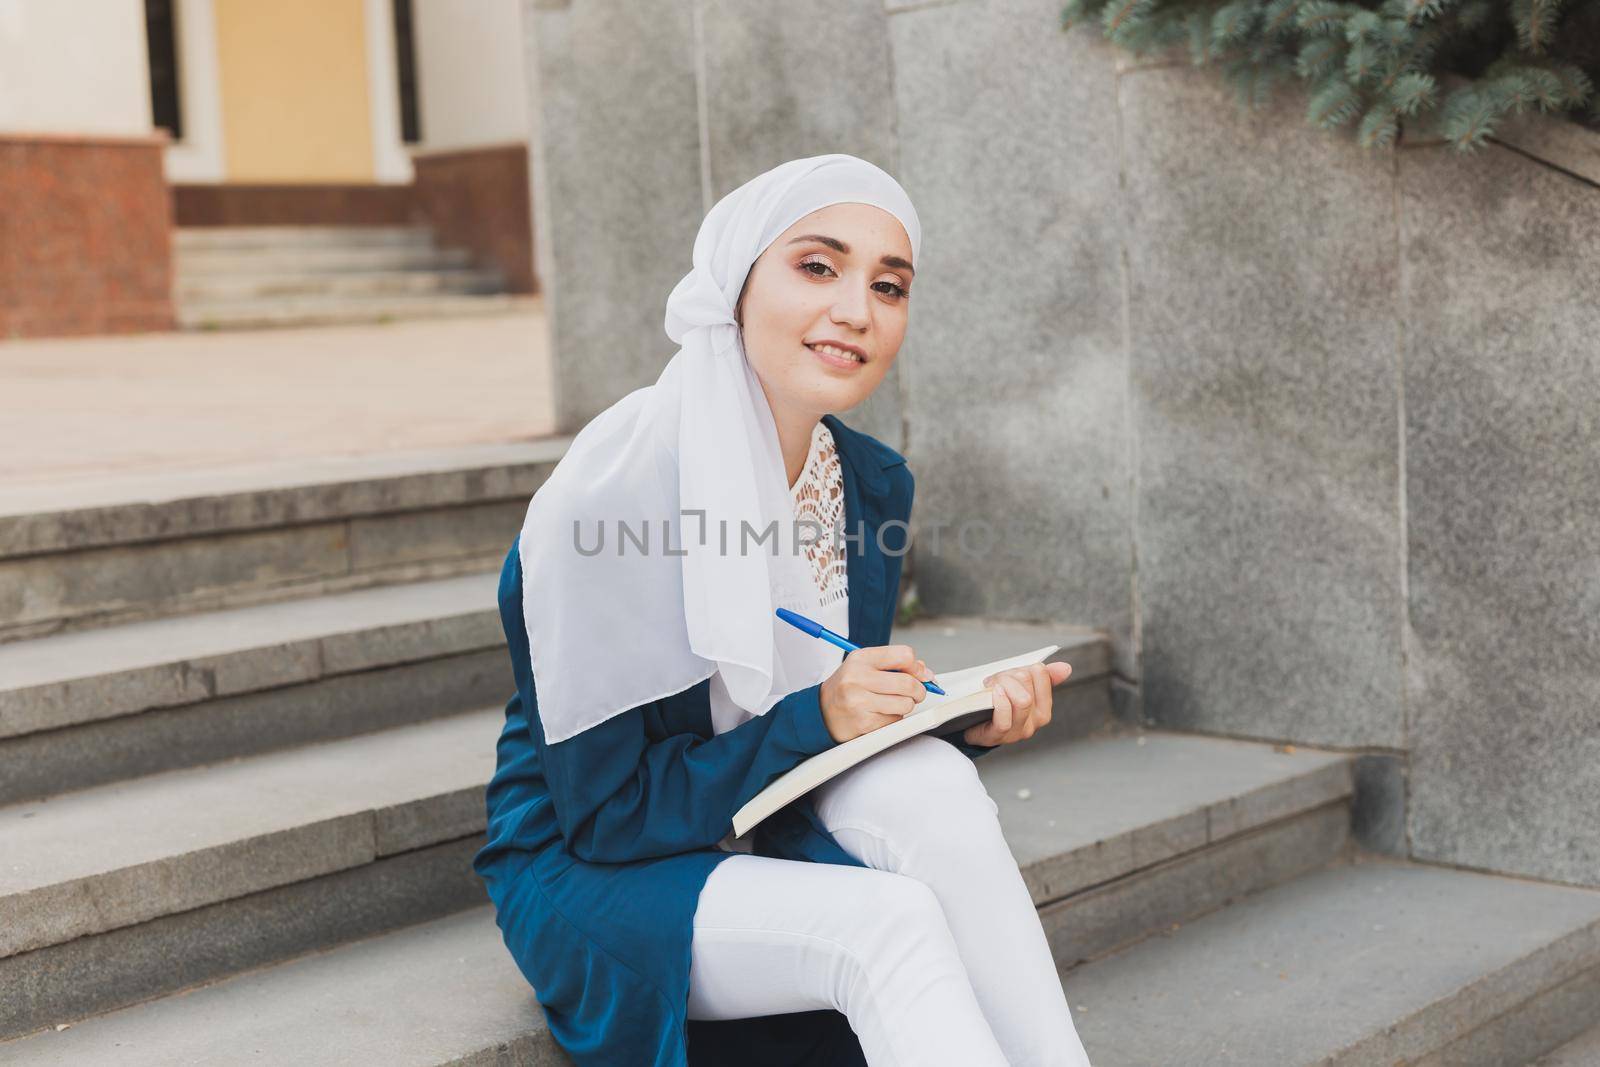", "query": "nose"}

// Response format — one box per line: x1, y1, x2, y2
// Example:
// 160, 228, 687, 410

830, 281, 871, 332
